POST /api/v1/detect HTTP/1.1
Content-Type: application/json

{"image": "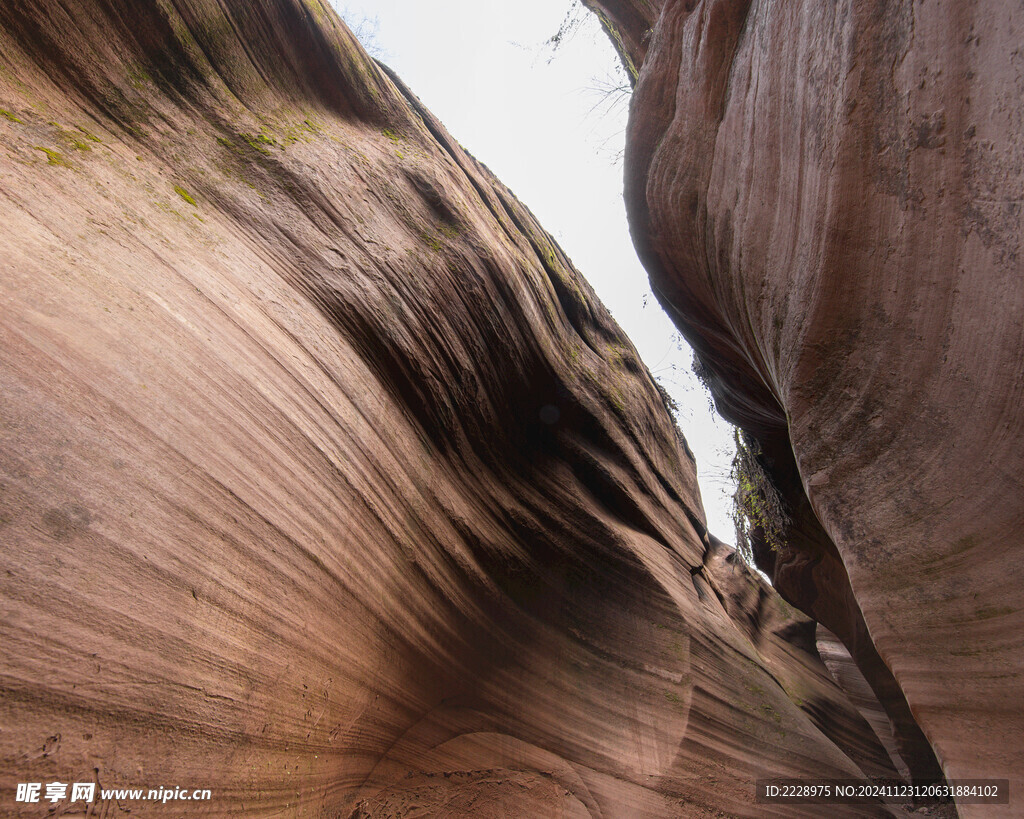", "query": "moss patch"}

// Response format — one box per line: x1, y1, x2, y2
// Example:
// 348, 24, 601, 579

125, 64, 153, 90
279, 118, 322, 145
0, 108, 22, 123
34, 146, 69, 166
239, 131, 278, 155
76, 126, 101, 143
174, 184, 198, 207
419, 230, 442, 252
731, 429, 790, 562
48, 121, 97, 151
